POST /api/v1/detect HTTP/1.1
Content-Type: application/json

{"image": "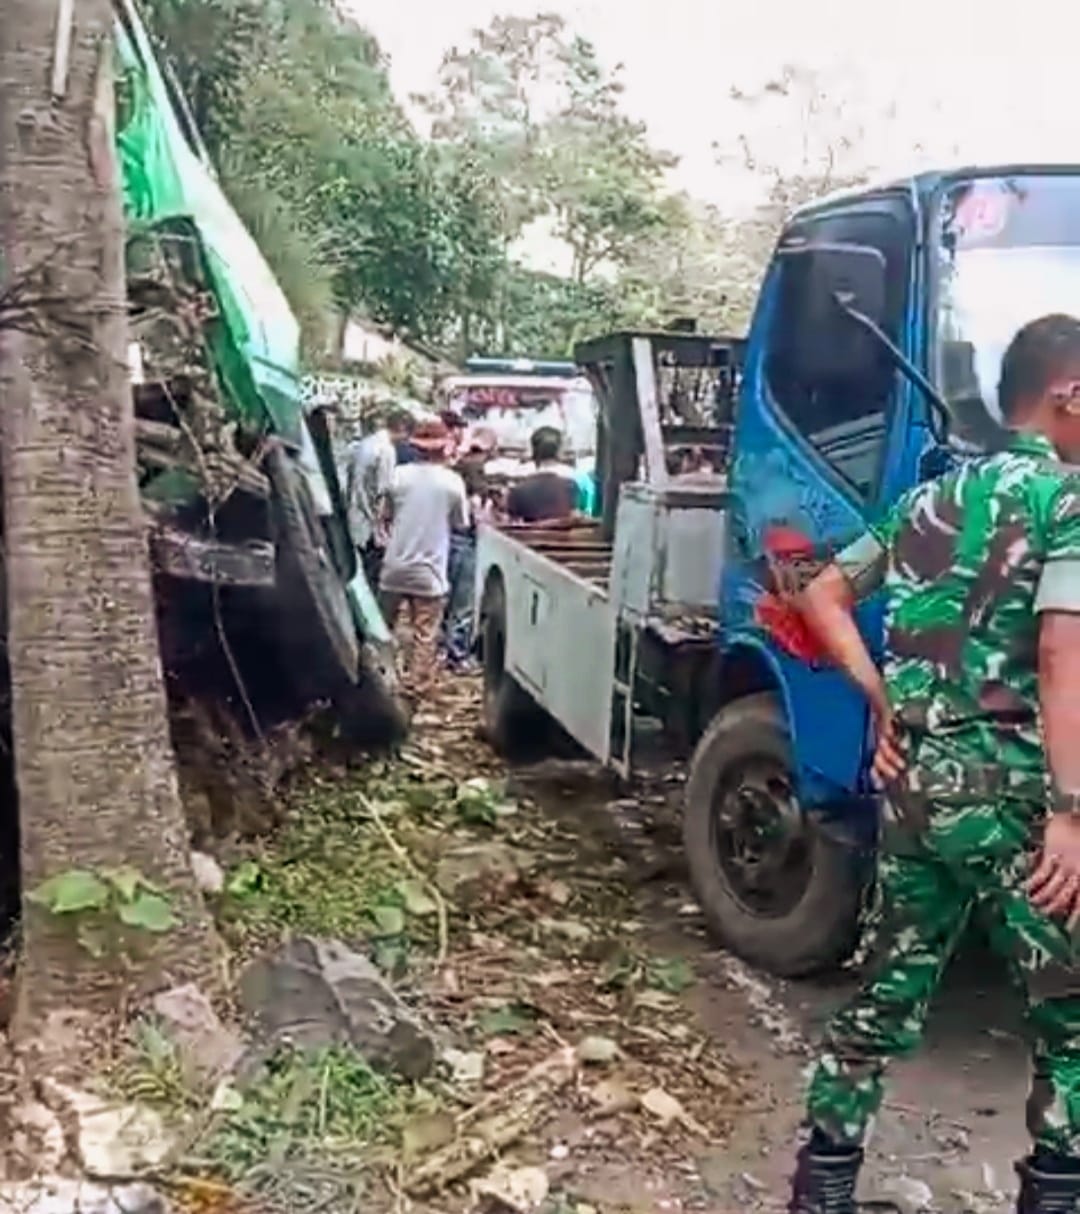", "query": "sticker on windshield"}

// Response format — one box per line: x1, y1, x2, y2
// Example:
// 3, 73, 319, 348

953, 183, 1011, 245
